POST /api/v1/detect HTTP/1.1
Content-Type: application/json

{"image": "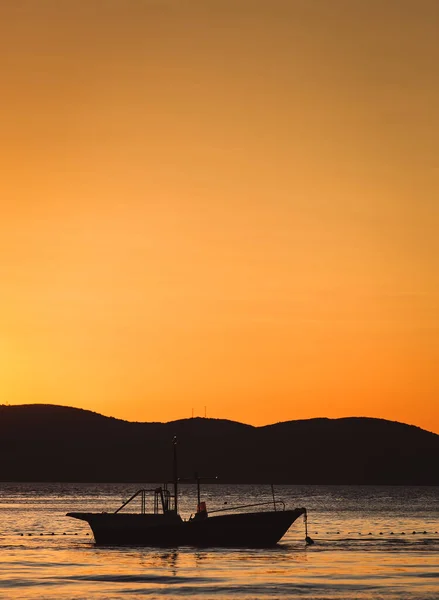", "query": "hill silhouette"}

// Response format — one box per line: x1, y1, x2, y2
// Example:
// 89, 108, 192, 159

0, 404, 438, 485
